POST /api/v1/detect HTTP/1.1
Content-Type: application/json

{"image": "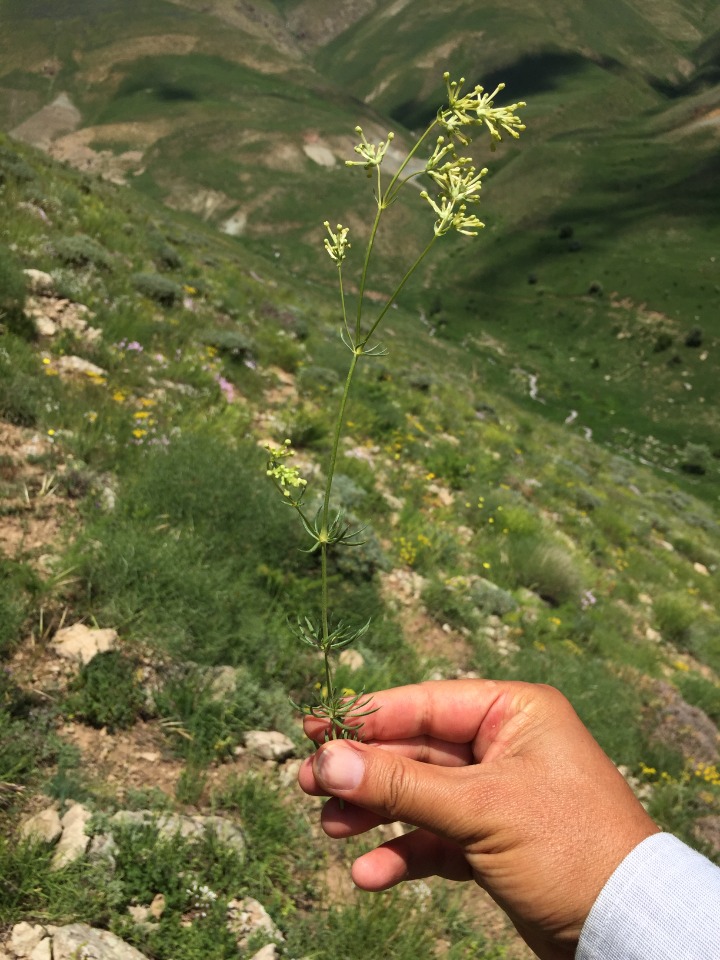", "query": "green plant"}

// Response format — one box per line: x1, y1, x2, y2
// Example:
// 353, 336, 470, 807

54, 234, 114, 271
265, 73, 526, 737
132, 272, 183, 306
63, 650, 148, 731
654, 592, 698, 645
0, 245, 30, 338
506, 535, 583, 606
